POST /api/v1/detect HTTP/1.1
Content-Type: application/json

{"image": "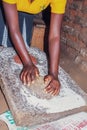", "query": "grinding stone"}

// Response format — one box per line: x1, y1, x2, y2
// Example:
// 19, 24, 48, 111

0, 46, 87, 127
